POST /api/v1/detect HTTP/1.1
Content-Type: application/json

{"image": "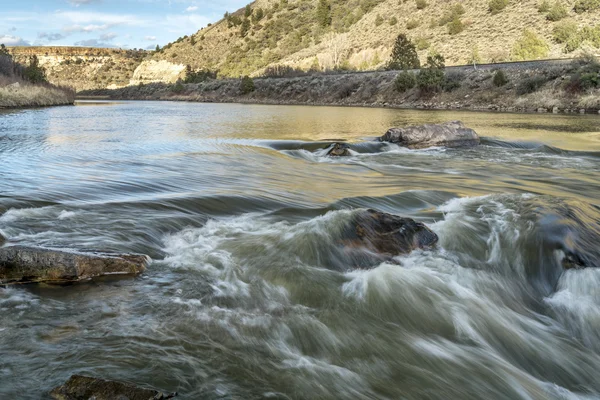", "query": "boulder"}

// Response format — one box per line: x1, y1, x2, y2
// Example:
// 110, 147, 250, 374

0, 246, 150, 284
51, 375, 176, 400
0, 233, 5, 247
342, 209, 438, 256
327, 143, 351, 157
379, 121, 480, 149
